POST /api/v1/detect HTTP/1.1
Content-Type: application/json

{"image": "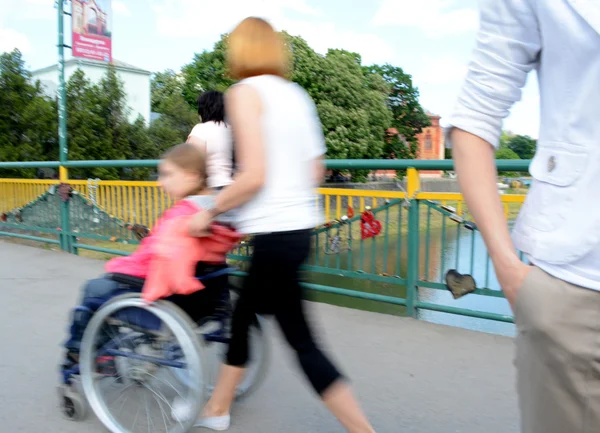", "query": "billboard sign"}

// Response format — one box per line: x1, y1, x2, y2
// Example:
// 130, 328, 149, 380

72, 0, 112, 62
